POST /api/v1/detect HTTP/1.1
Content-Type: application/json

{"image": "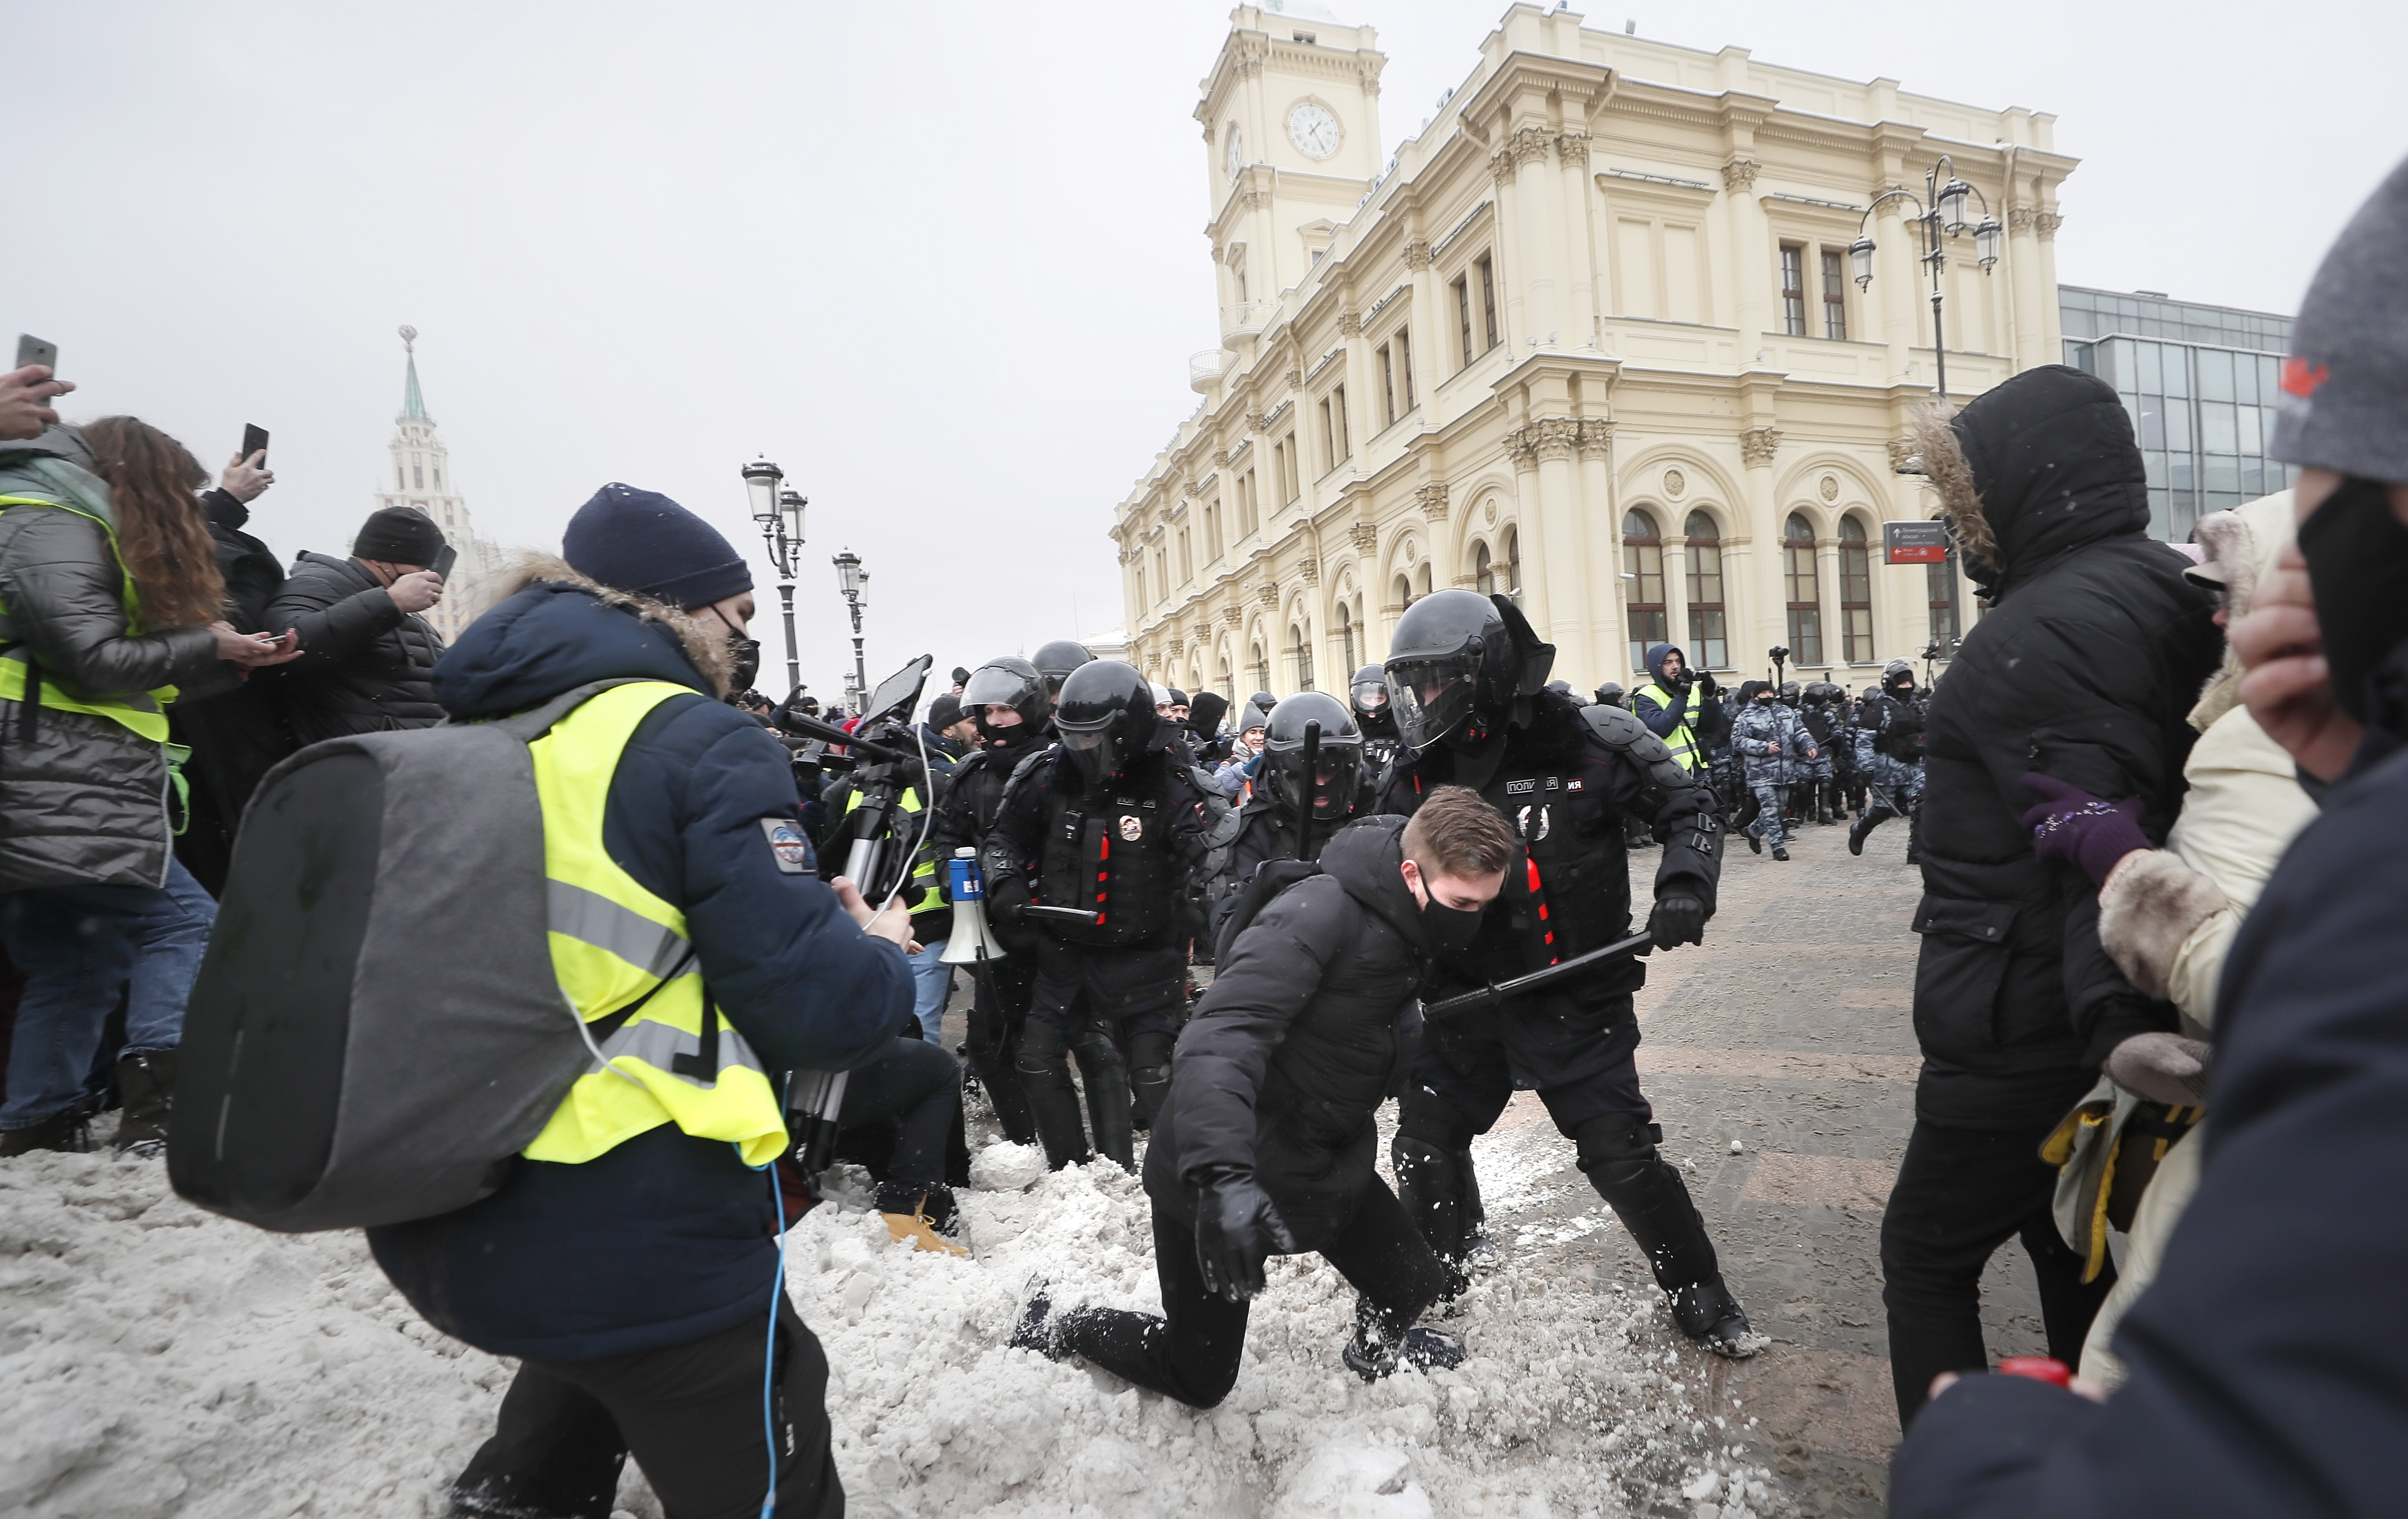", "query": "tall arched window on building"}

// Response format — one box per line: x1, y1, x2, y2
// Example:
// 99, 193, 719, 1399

1683, 511, 1726, 670
1500, 525, 1520, 601
1252, 640, 1270, 696
1218, 643, 1235, 704
1623, 508, 1667, 671
1393, 572, 1413, 611
1336, 602, 1357, 674
1473, 541, 1495, 596
1415, 562, 1432, 599
1783, 512, 1823, 665
1839, 515, 1874, 663
1291, 621, 1315, 691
